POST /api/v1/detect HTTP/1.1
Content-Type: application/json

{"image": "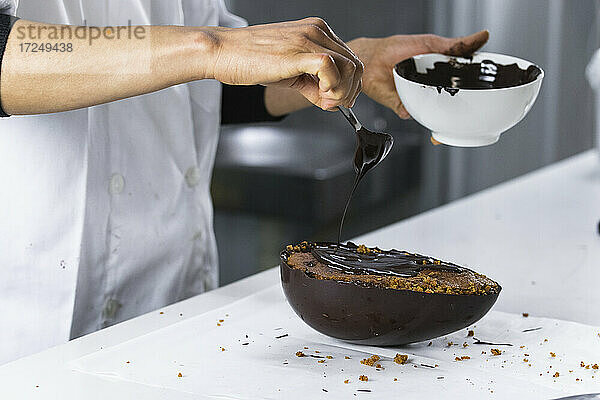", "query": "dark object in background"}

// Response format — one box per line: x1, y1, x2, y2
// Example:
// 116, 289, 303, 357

280, 244, 500, 346
221, 85, 286, 125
